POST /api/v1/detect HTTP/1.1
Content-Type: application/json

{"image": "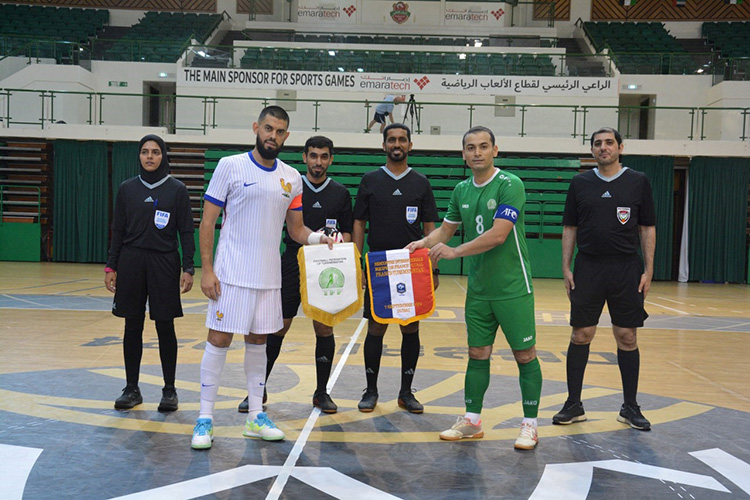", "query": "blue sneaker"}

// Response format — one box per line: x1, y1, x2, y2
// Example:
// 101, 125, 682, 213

243, 412, 285, 441
191, 418, 213, 449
